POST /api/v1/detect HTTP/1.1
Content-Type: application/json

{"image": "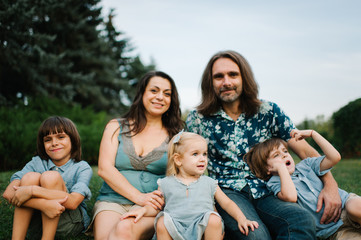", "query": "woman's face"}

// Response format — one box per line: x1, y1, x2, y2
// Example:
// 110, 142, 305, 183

142, 76, 172, 118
